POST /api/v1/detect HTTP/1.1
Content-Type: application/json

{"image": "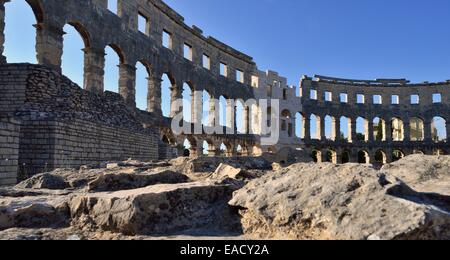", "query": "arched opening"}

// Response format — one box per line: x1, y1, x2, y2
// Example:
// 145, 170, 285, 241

311, 150, 321, 163
219, 96, 227, 127
375, 150, 387, 165
162, 135, 170, 144
341, 150, 350, 164
183, 139, 192, 157
61, 23, 90, 87
182, 83, 193, 123
373, 117, 386, 141
432, 116, 447, 142
324, 115, 336, 141
219, 143, 228, 157
357, 150, 370, 164
104, 45, 123, 93
236, 145, 243, 156
356, 117, 369, 141
310, 114, 321, 140
4, 0, 39, 64
202, 140, 210, 156
295, 112, 305, 139
392, 149, 405, 162
236, 100, 246, 134
391, 117, 404, 141
161, 73, 175, 117
410, 117, 424, 141
325, 150, 337, 164
340, 116, 351, 142
135, 61, 151, 111
281, 109, 292, 137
